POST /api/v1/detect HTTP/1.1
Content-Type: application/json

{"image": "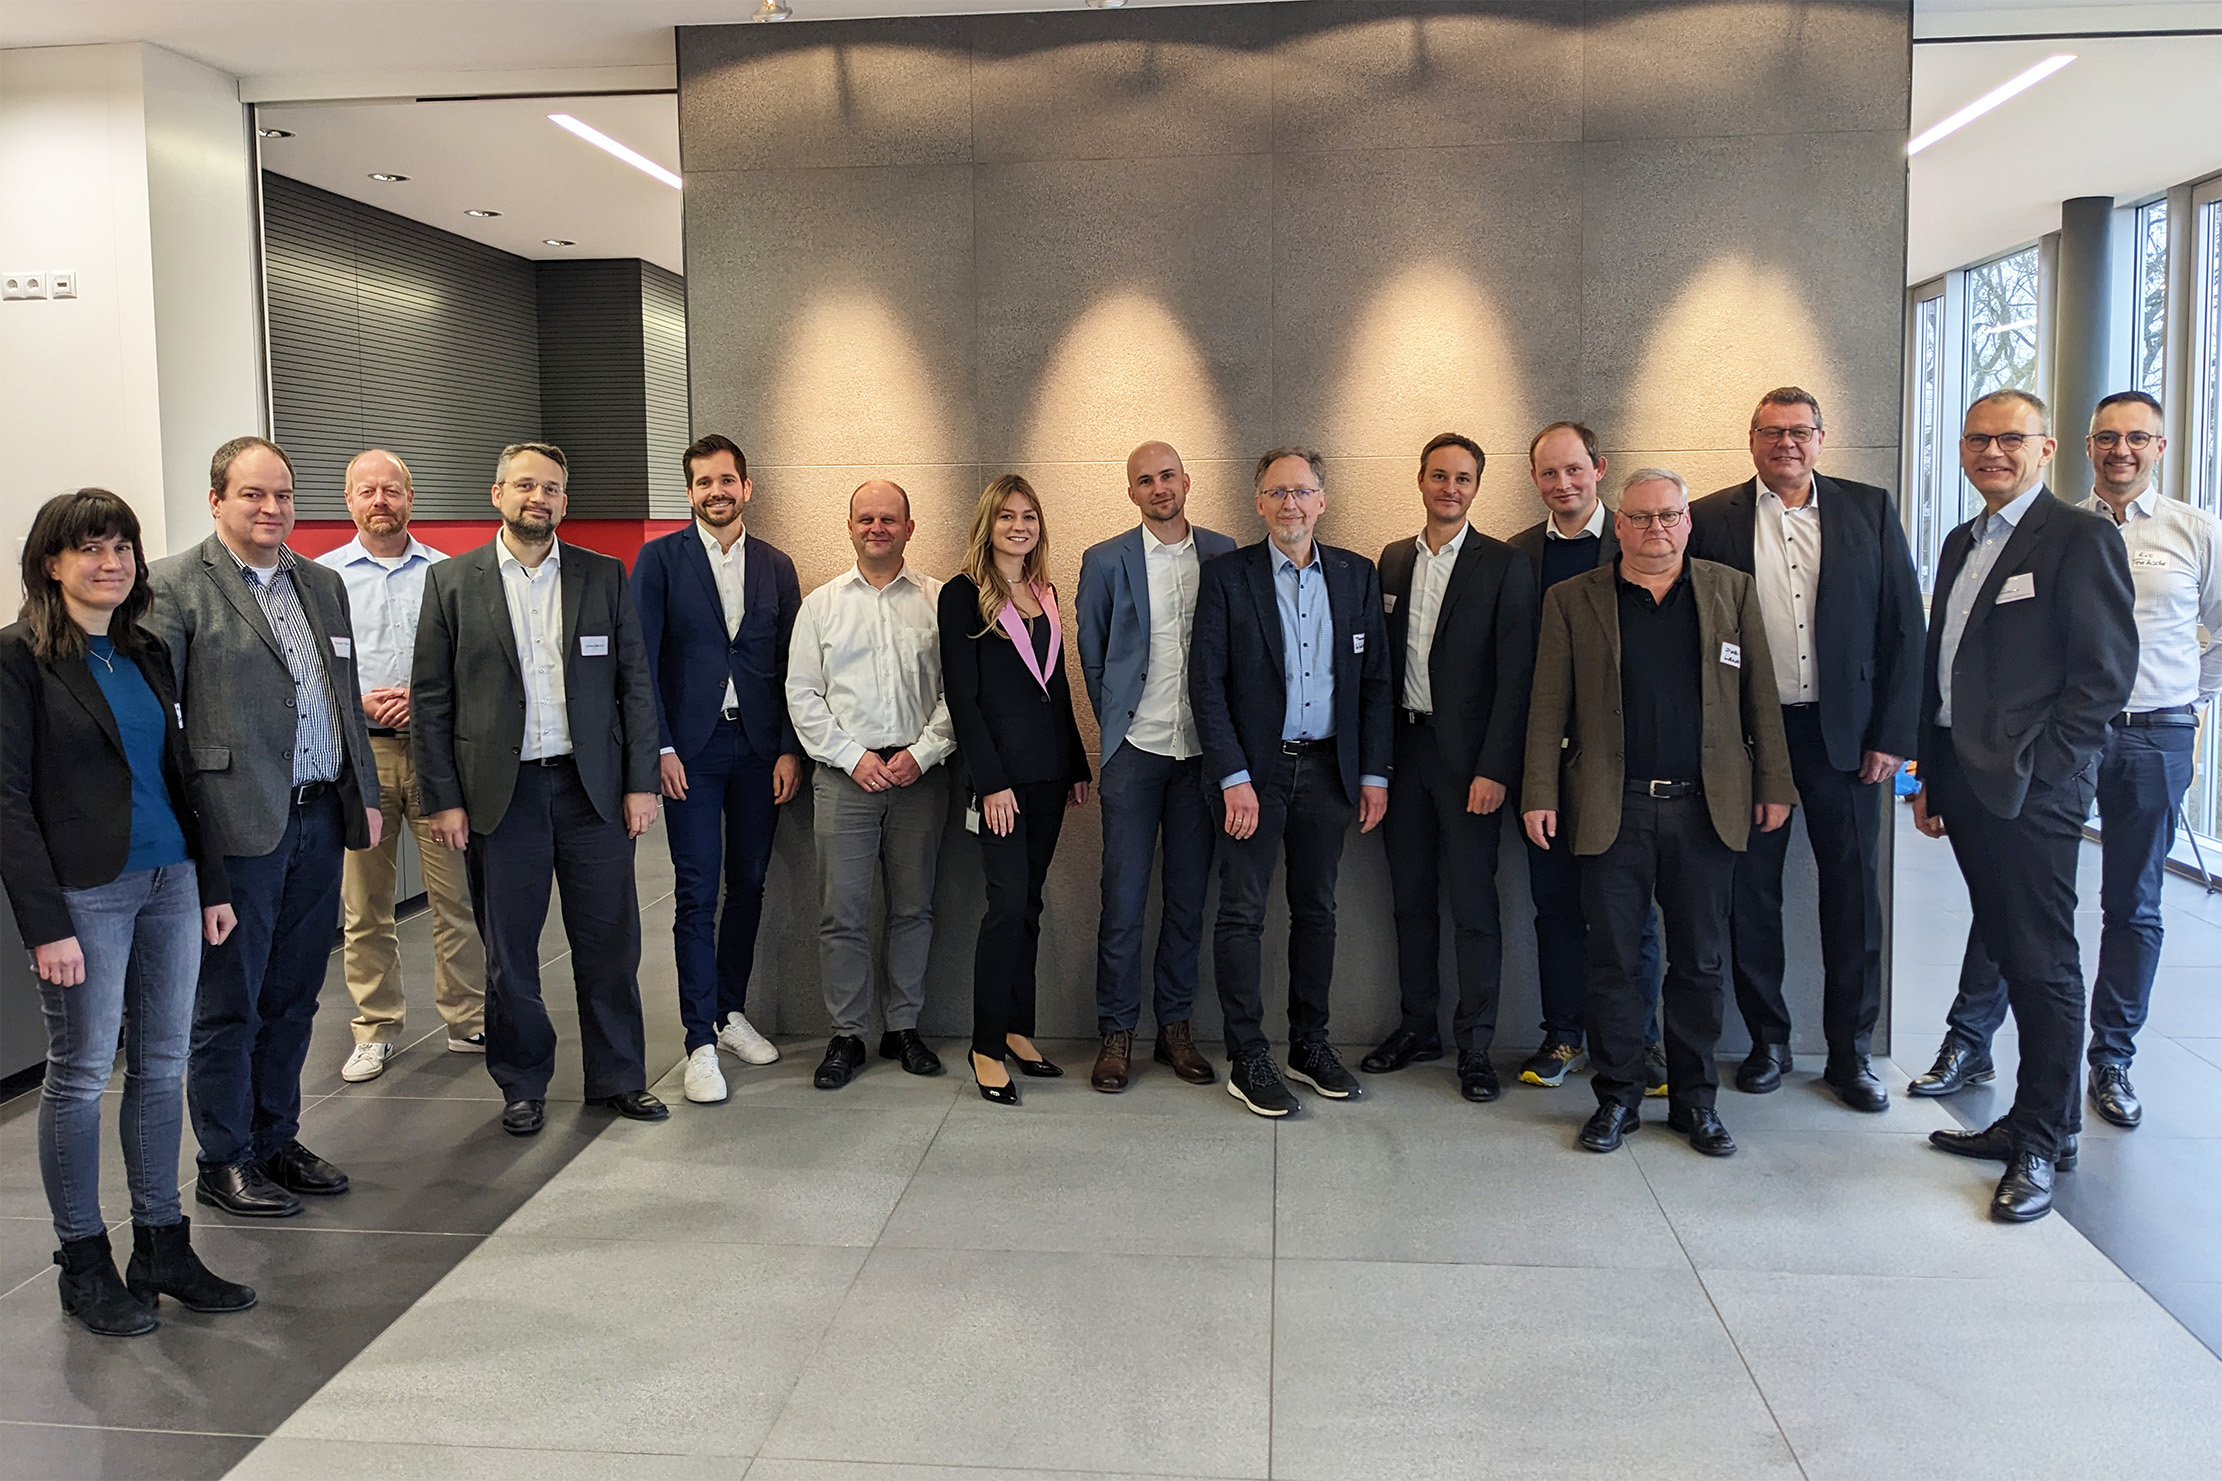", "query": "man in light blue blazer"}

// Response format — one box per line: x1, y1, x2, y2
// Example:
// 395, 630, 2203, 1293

1076, 441, 1238, 1092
